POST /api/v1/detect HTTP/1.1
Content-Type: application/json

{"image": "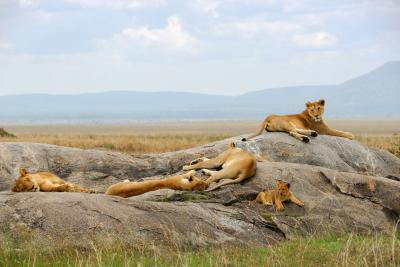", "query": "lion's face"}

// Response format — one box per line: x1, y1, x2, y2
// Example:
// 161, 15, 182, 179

188, 176, 209, 191
12, 176, 38, 192
305, 99, 325, 122
11, 169, 39, 192
172, 171, 208, 191
277, 180, 291, 198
